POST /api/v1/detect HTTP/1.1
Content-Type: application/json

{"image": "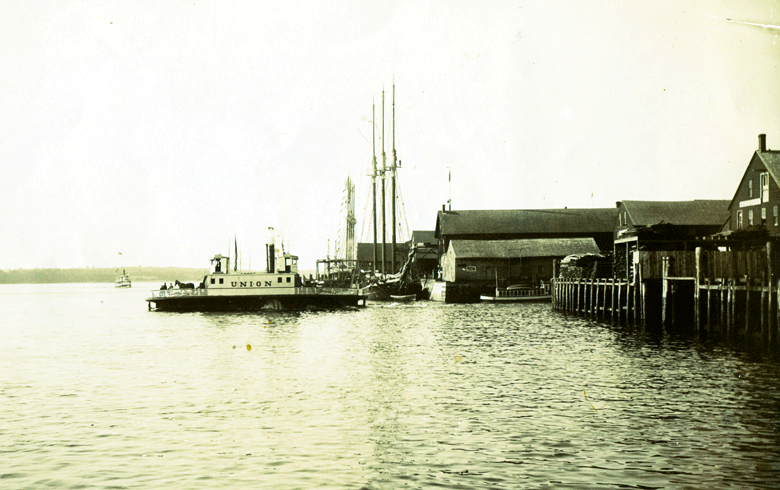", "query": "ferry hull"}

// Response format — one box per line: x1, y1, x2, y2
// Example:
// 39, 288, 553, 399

147, 293, 366, 312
